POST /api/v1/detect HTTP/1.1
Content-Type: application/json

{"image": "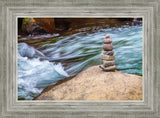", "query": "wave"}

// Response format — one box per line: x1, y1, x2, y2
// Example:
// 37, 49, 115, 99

18, 43, 69, 100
